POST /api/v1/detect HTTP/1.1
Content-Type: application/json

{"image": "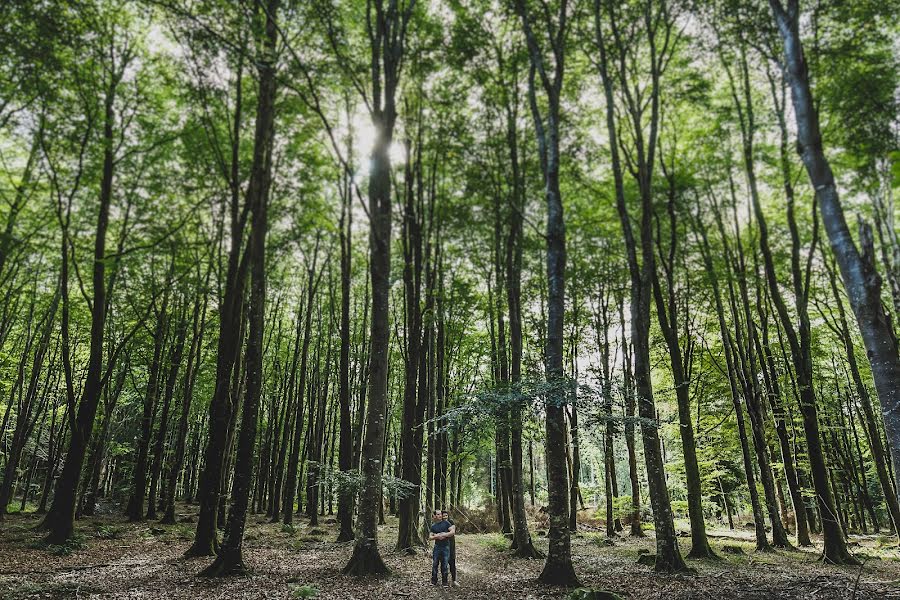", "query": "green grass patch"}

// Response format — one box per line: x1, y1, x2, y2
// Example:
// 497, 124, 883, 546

290, 583, 318, 598
585, 532, 615, 547
477, 533, 509, 552
28, 533, 87, 556
4, 502, 39, 515
171, 523, 194, 540
92, 524, 127, 540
